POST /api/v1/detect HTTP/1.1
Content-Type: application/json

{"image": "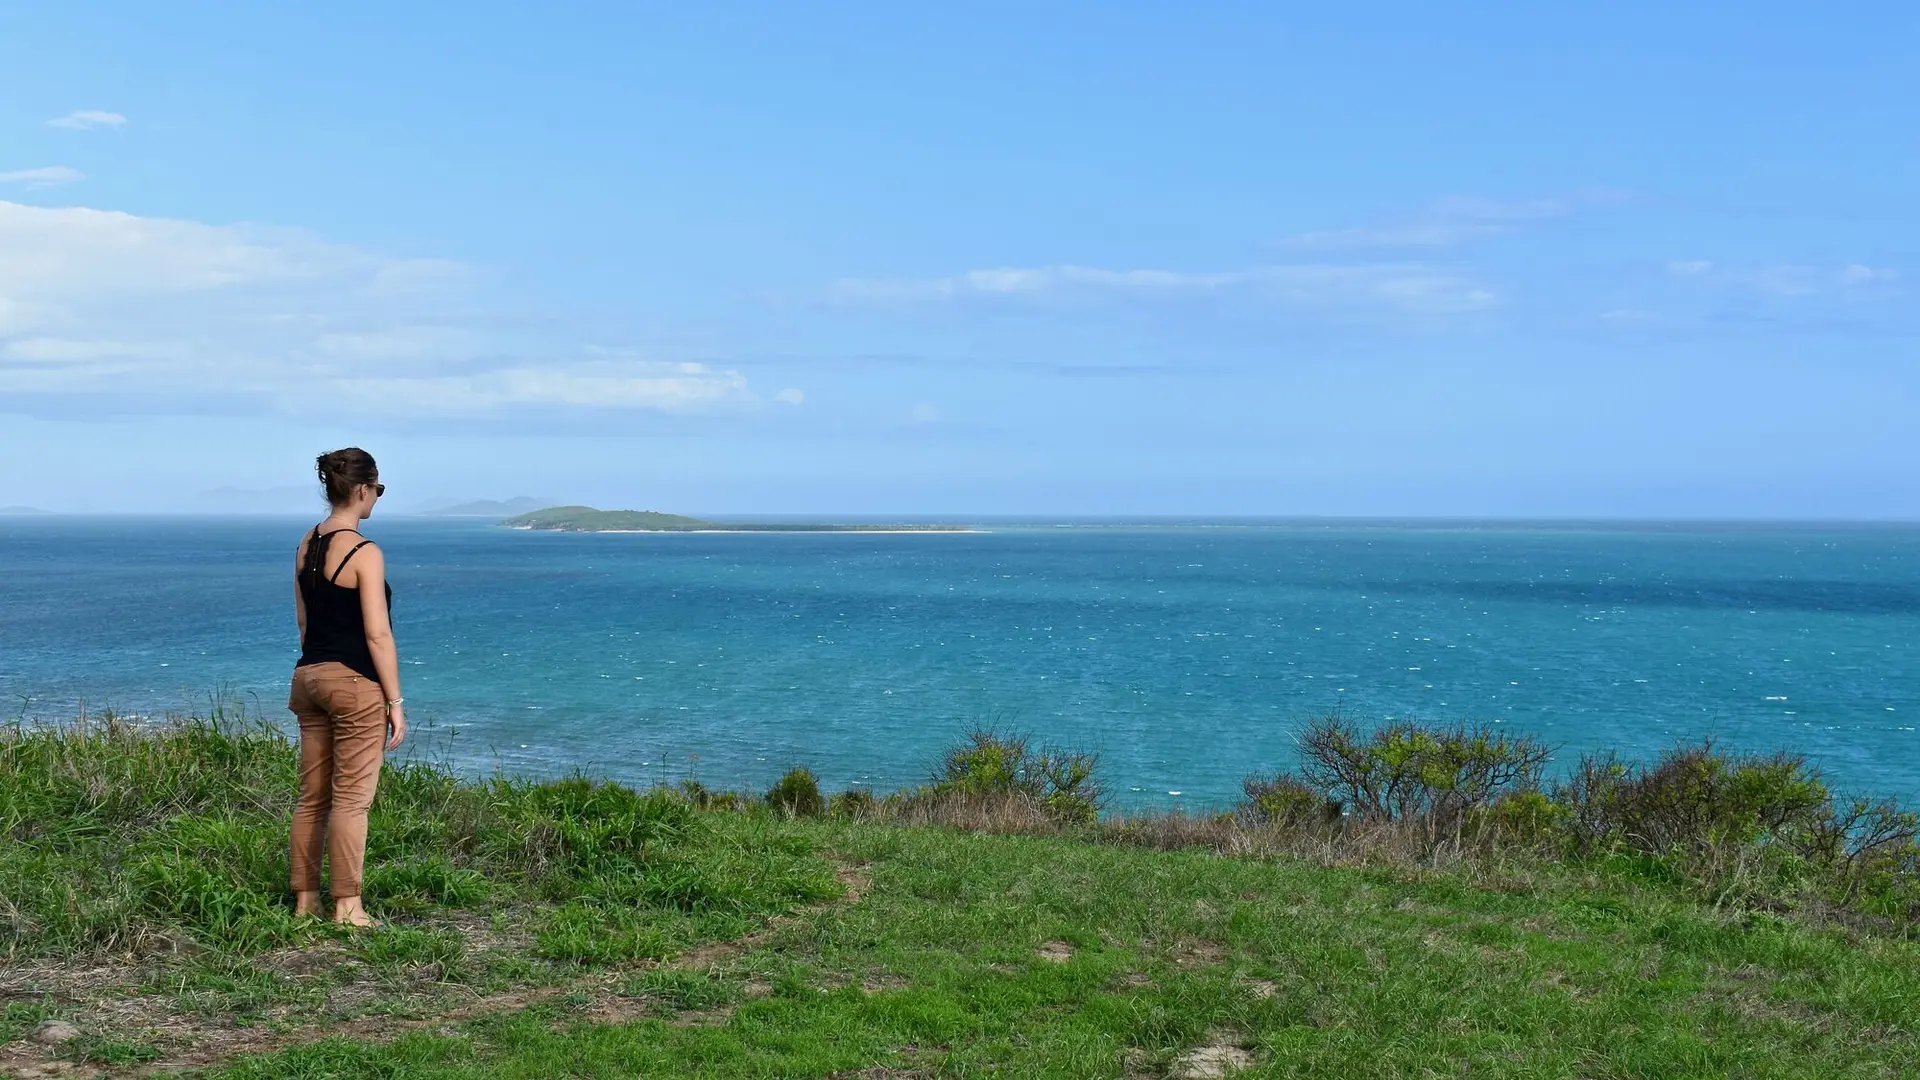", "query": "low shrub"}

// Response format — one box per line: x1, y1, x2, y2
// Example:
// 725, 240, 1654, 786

929, 727, 1105, 825
765, 768, 826, 818
830, 788, 877, 819
1471, 790, 1572, 846
677, 781, 750, 812
1556, 741, 1920, 914
1560, 744, 1827, 856
1295, 716, 1553, 832
1240, 774, 1340, 828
